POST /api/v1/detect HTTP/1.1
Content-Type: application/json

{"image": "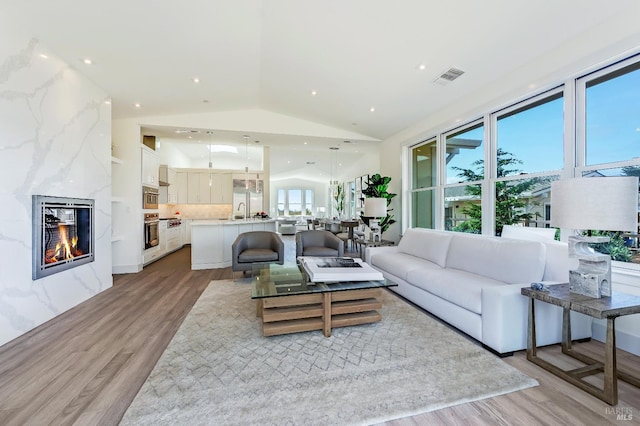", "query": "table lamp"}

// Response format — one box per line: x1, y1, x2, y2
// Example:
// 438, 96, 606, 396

364, 198, 387, 242
551, 176, 638, 298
